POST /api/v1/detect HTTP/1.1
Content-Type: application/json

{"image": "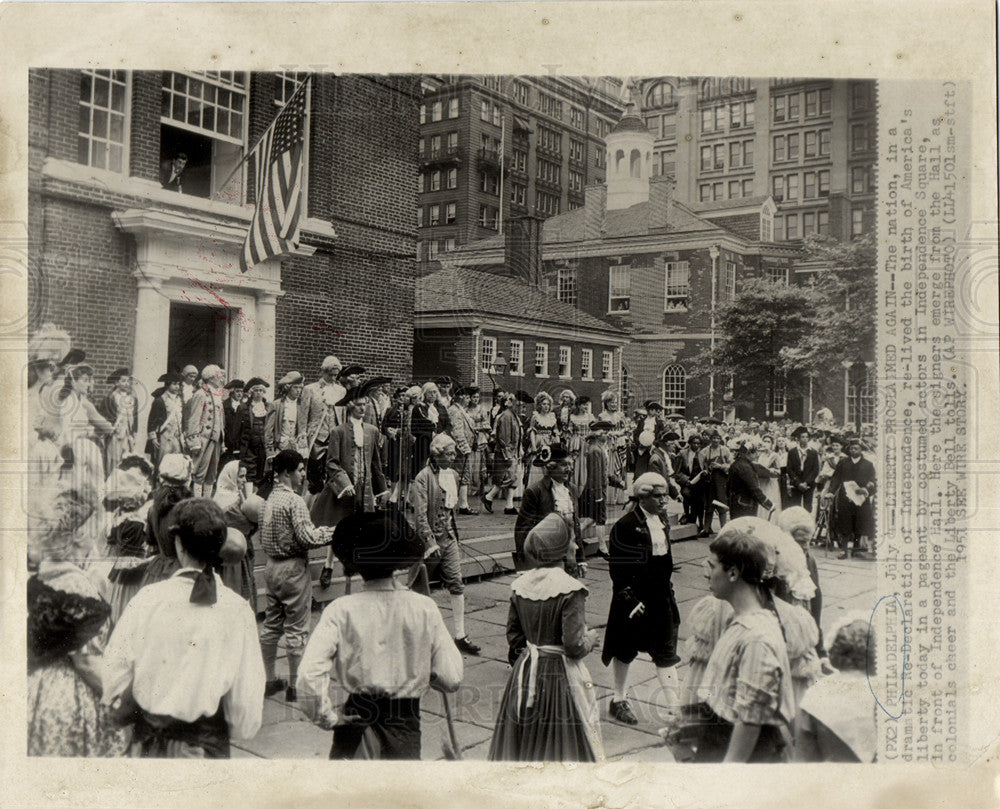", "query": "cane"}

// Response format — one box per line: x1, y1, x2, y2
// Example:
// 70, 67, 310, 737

406, 559, 463, 760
